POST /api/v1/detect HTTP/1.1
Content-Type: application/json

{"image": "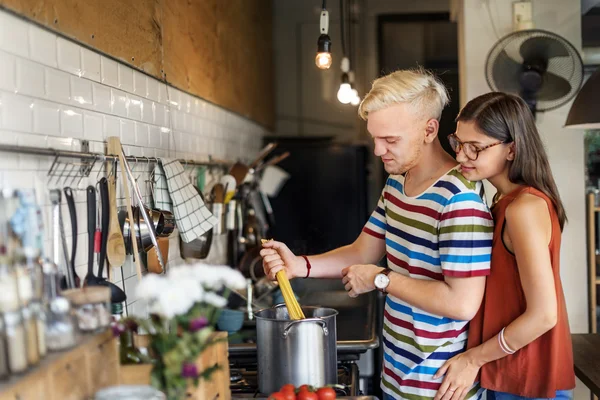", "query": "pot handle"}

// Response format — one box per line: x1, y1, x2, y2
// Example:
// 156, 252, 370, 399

282, 318, 328, 339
